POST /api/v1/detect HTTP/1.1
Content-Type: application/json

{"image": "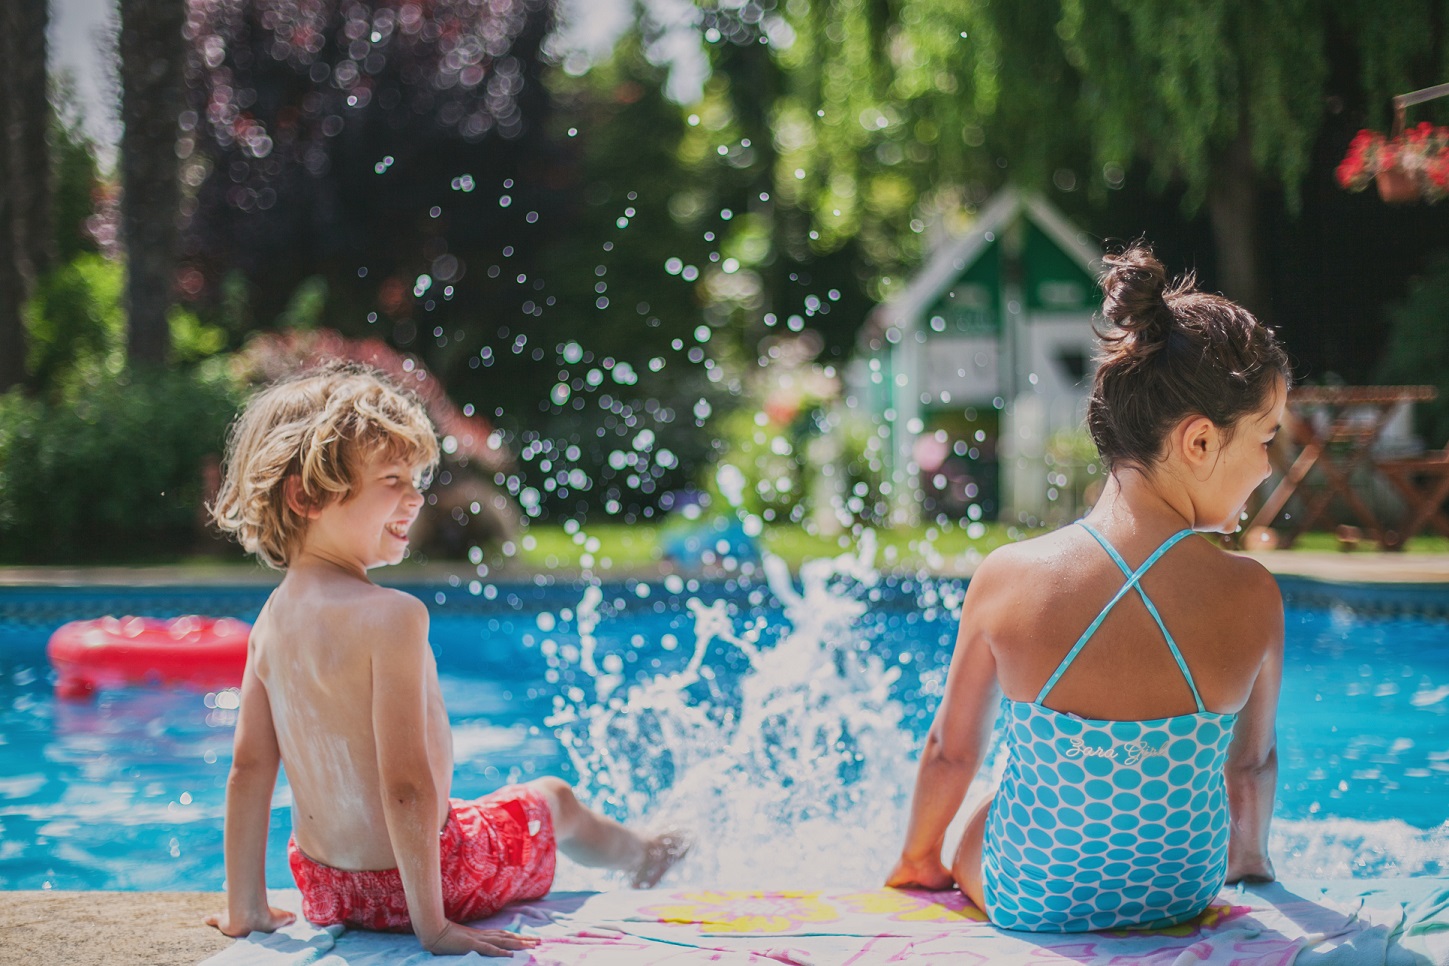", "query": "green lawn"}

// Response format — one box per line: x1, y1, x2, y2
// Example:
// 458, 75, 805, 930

509, 520, 1041, 572
5, 521, 1448, 577
1288, 531, 1449, 553
507, 520, 1449, 572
